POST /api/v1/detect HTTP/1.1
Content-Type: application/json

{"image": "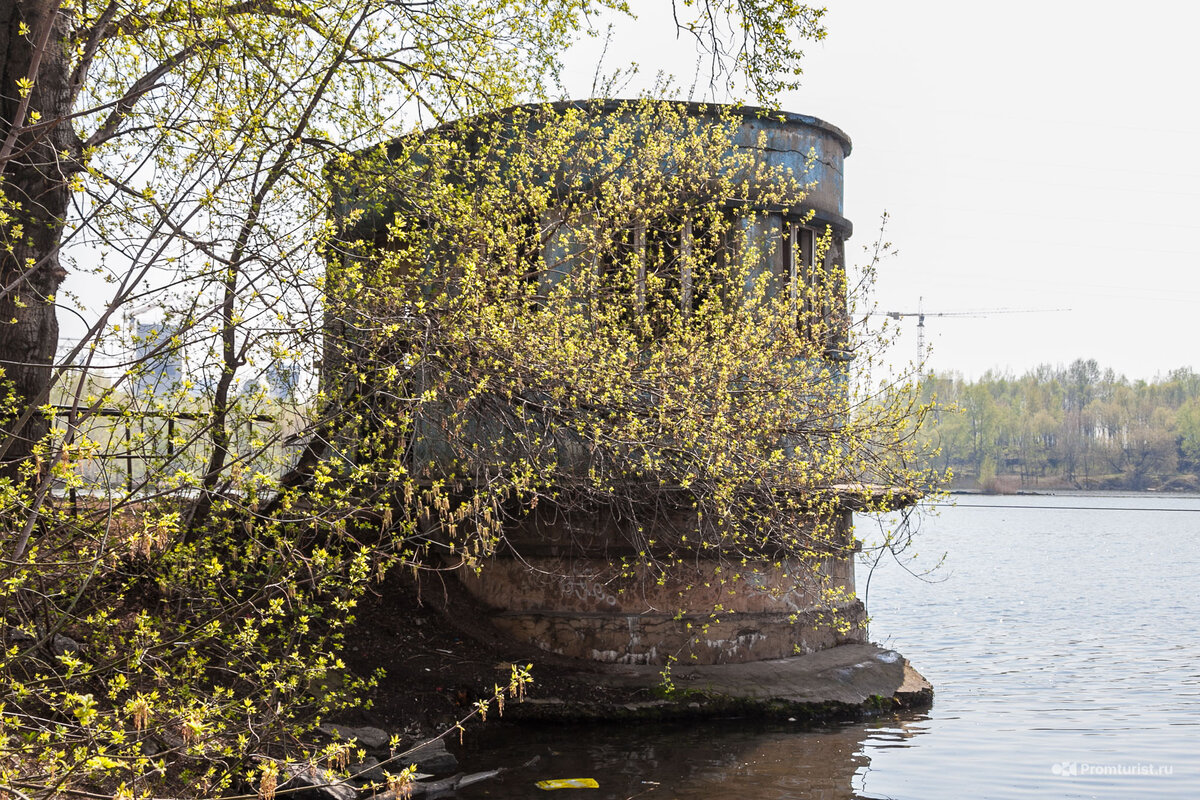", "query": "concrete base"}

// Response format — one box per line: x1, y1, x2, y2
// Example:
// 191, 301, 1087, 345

489, 603, 866, 666
504, 643, 933, 722
455, 553, 865, 665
